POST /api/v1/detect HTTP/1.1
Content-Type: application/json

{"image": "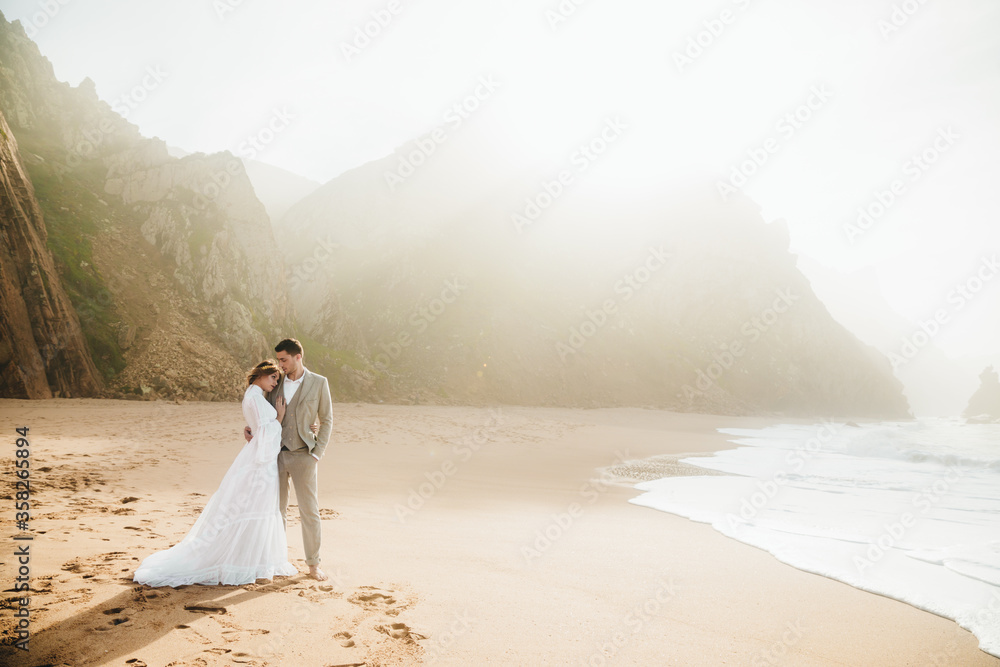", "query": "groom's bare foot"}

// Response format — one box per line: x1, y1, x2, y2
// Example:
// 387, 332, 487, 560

308, 565, 328, 581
